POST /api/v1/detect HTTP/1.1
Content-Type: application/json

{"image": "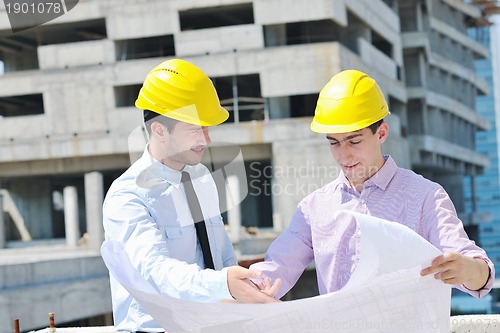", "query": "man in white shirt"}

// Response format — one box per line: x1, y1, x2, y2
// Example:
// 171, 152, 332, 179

103, 59, 279, 333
